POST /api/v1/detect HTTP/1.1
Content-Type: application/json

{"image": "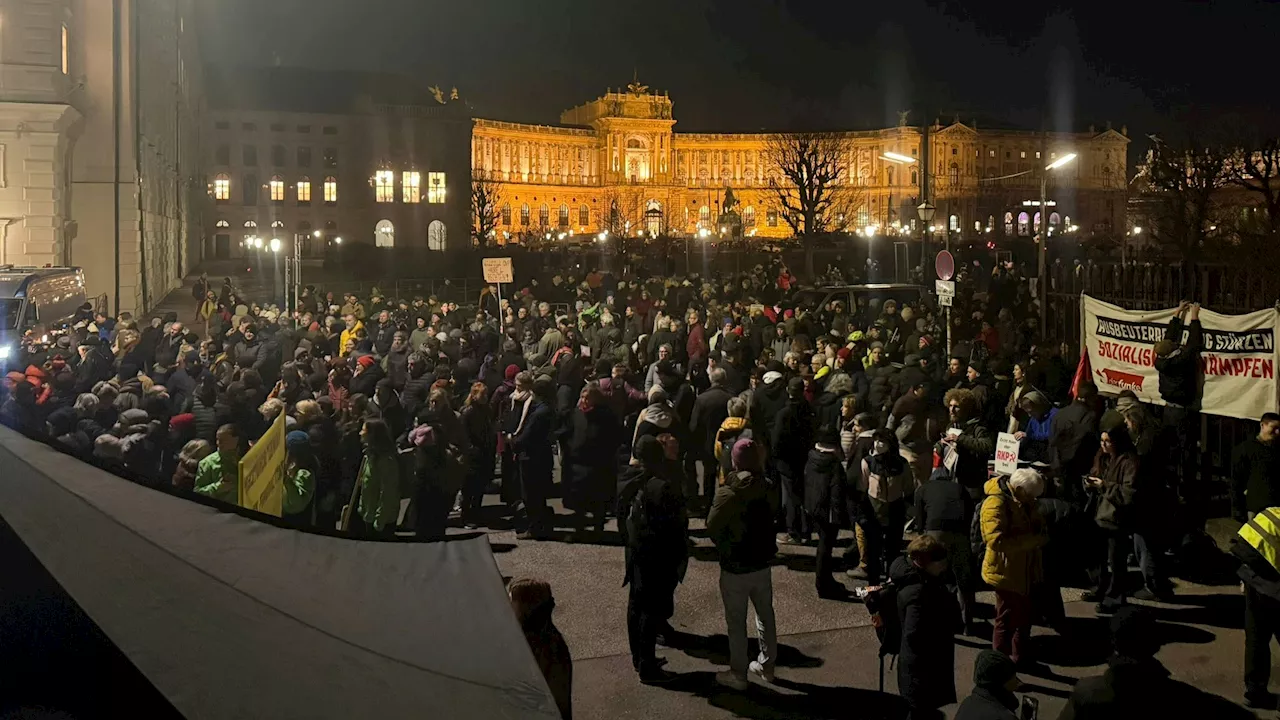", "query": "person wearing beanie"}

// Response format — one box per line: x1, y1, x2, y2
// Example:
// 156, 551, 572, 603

1058, 605, 1253, 718
706, 437, 778, 690
804, 425, 848, 599
283, 429, 316, 525
954, 650, 1021, 720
